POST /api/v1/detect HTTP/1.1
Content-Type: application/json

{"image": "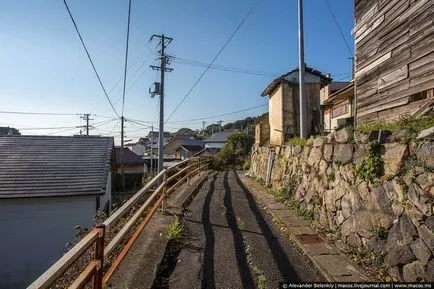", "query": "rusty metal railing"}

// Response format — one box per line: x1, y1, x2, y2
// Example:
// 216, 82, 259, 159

27, 157, 210, 289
